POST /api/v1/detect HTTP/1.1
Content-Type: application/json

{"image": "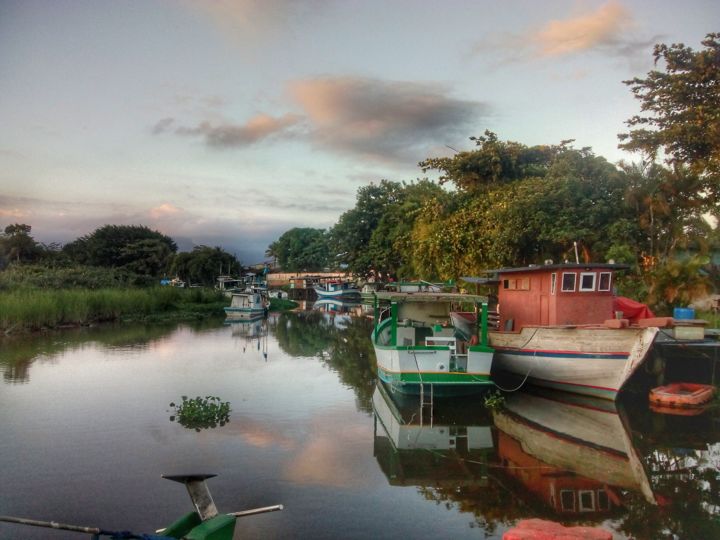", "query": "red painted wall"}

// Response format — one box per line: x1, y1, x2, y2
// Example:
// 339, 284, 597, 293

498, 267, 614, 330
